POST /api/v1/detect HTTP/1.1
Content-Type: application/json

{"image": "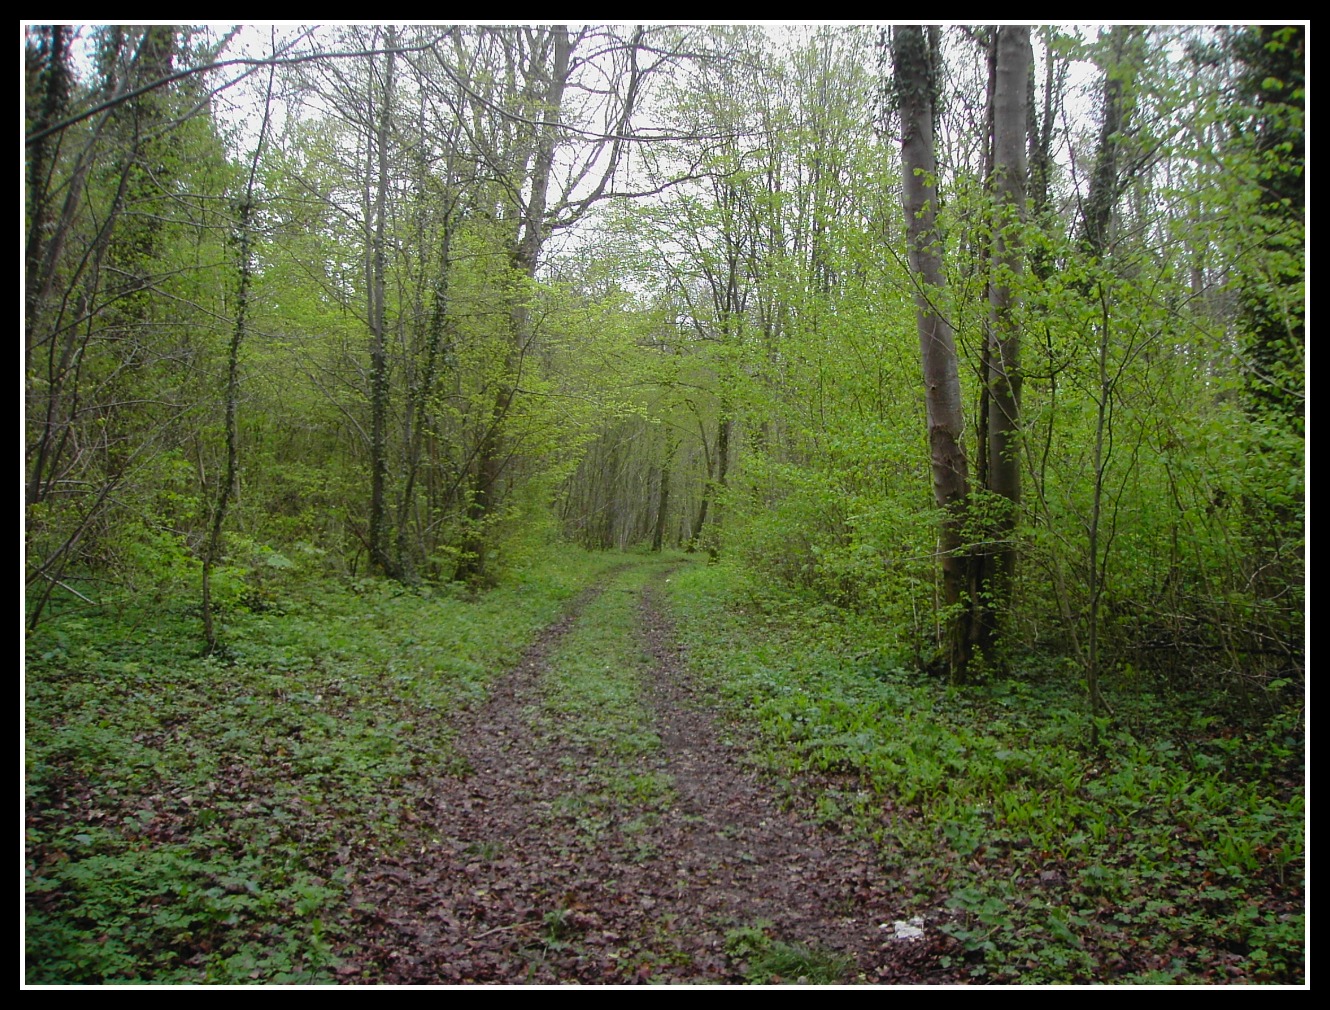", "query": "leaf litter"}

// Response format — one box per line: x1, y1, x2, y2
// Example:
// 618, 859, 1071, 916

345, 569, 952, 983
